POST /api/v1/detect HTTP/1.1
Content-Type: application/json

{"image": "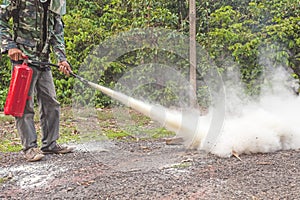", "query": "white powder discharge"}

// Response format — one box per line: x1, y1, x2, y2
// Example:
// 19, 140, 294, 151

209, 98, 300, 157
84, 55, 300, 158
193, 66, 300, 157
